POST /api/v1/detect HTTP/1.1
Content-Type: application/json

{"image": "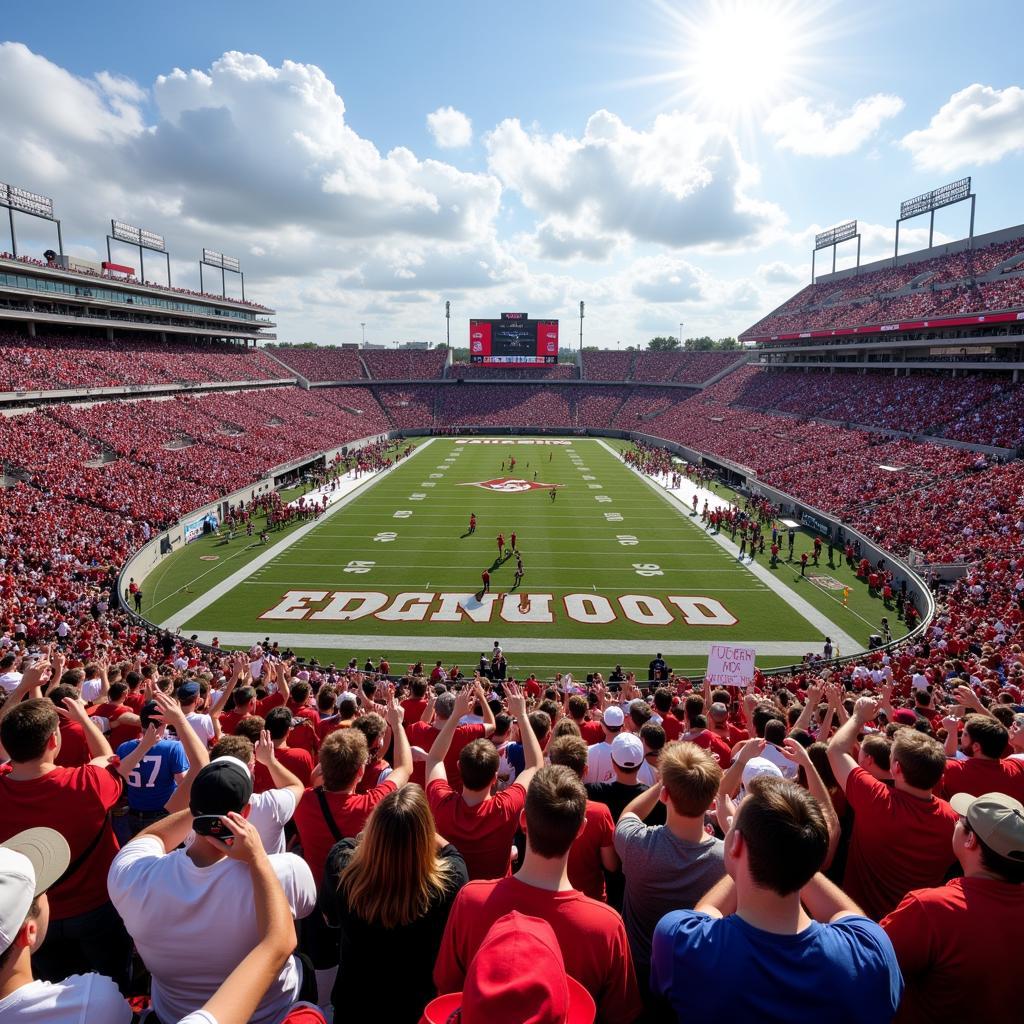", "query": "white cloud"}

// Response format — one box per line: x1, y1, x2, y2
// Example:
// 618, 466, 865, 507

757, 261, 805, 285
485, 109, 783, 251
764, 94, 905, 157
426, 105, 473, 148
901, 84, 1024, 171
